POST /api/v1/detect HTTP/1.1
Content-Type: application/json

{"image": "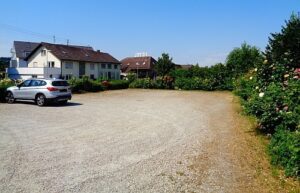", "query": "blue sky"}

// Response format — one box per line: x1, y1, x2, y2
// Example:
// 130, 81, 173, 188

0, 0, 298, 66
